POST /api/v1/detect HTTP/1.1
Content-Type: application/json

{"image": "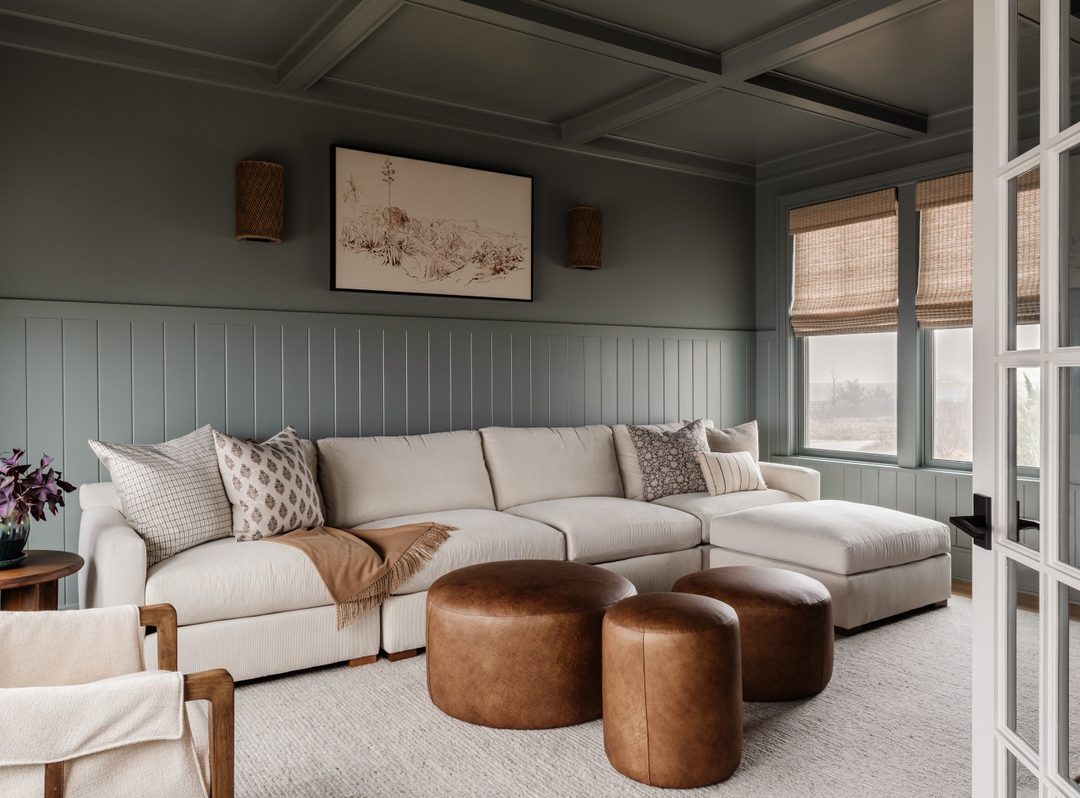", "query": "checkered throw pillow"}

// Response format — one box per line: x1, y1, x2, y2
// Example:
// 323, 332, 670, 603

212, 426, 323, 540
89, 425, 232, 567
